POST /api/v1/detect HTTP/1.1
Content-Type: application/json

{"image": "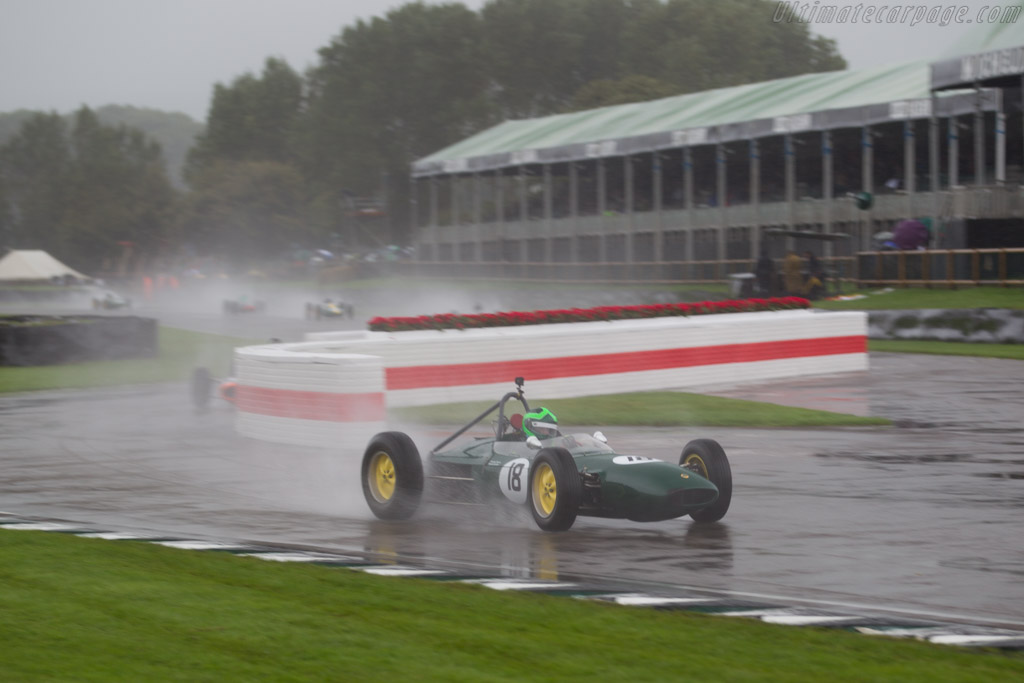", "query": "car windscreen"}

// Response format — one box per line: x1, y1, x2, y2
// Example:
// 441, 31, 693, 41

556, 433, 615, 454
